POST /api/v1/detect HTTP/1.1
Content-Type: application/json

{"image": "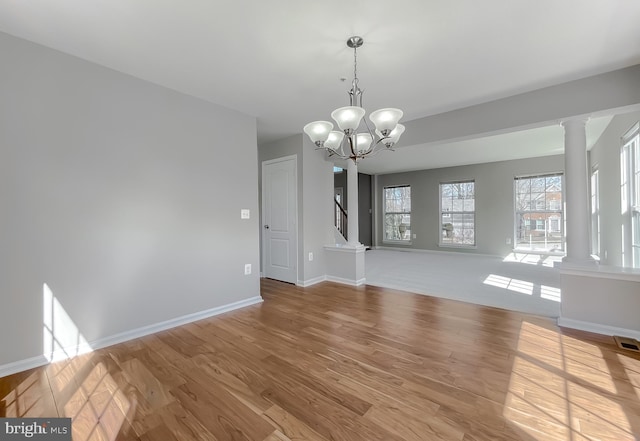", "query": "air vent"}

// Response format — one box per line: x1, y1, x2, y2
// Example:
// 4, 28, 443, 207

614, 336, 640, 352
